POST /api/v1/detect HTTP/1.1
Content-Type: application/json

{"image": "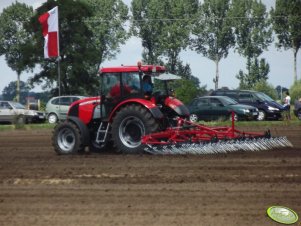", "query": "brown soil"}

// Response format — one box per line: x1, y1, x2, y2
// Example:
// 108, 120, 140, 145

0, 126, 301, 226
